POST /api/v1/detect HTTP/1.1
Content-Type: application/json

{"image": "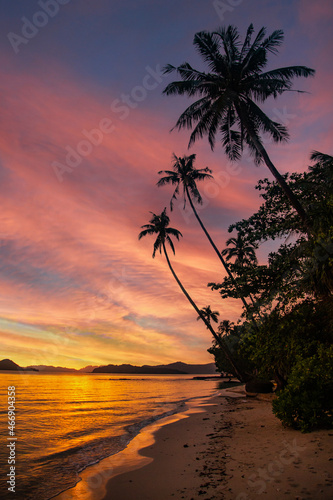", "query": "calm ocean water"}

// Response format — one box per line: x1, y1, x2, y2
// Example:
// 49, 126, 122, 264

0, 372, 219, 500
